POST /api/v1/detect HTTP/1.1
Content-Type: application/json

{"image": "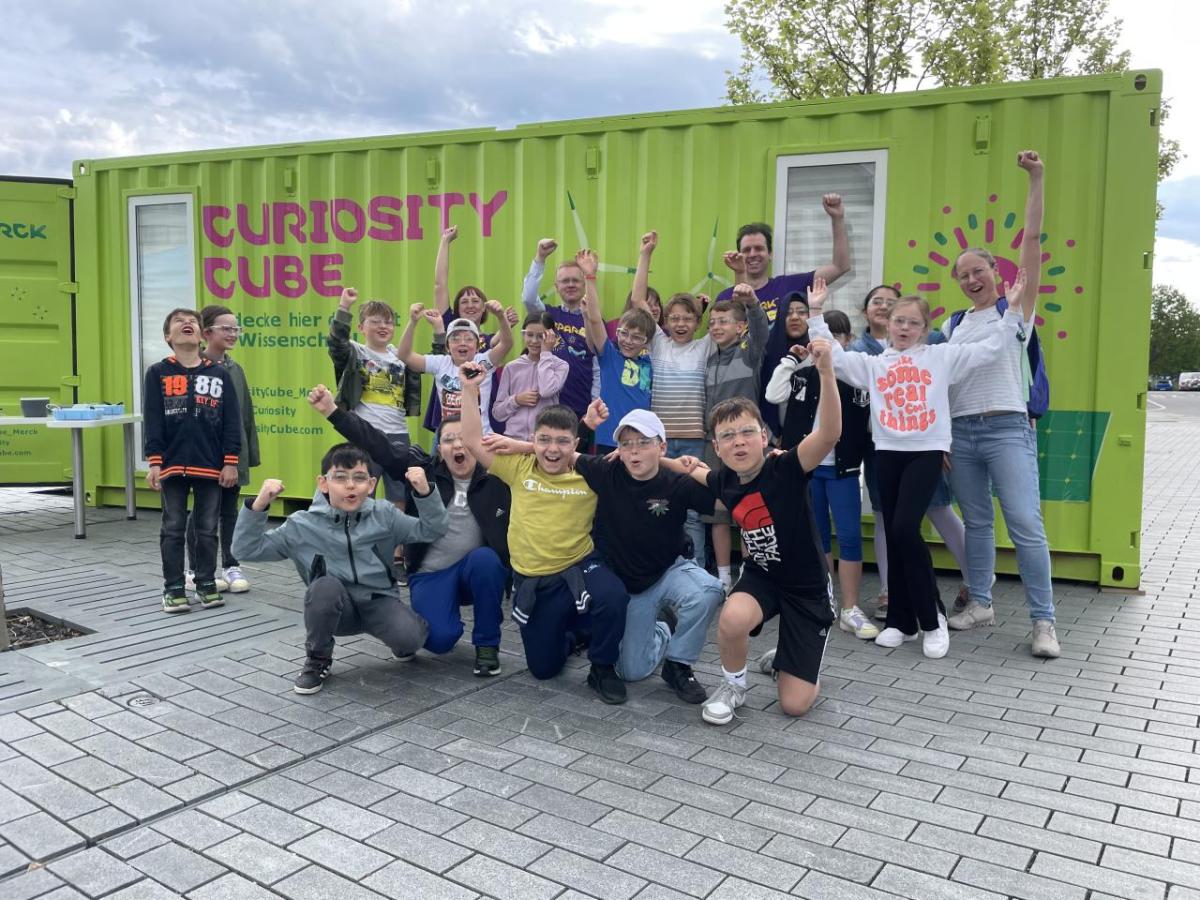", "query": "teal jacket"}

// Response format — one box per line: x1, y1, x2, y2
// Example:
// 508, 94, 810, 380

231, 487, 448, 602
